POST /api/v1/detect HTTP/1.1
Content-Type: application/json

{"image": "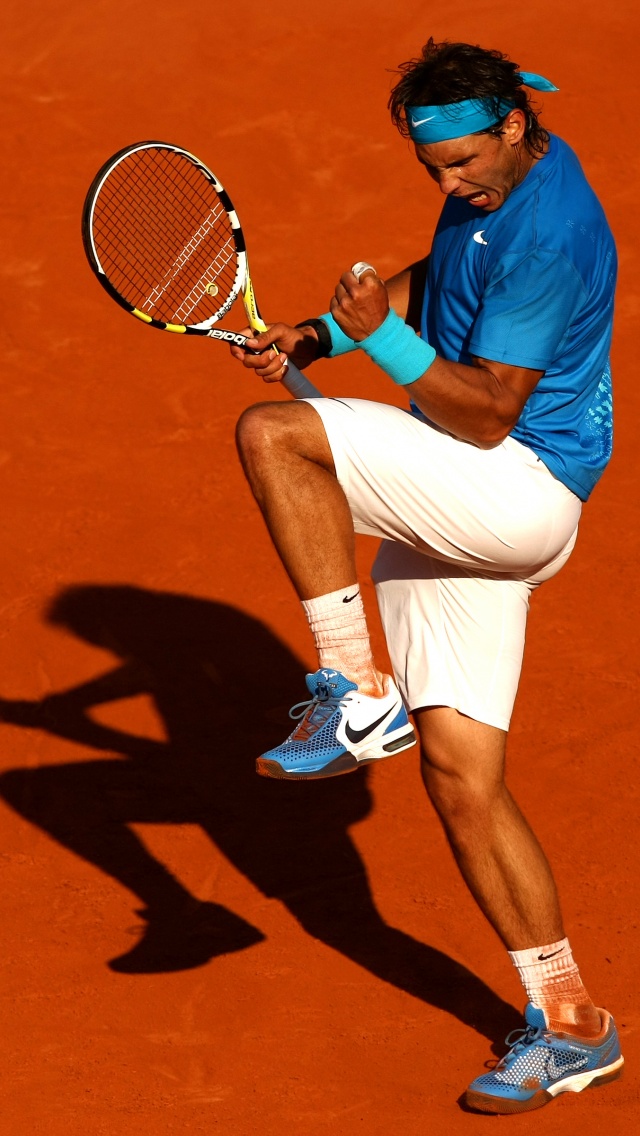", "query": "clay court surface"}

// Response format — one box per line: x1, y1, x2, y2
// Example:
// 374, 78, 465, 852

1, 2, 639, 1132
